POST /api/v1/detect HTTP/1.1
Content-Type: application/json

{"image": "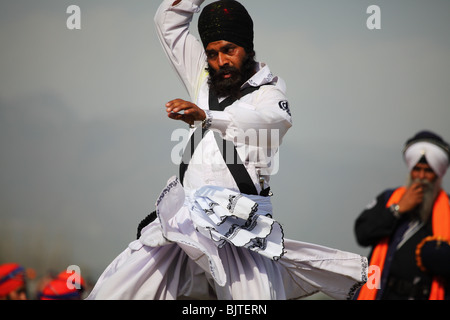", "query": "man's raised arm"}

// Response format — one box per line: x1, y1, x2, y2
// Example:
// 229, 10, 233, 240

154, 0, 207, 99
